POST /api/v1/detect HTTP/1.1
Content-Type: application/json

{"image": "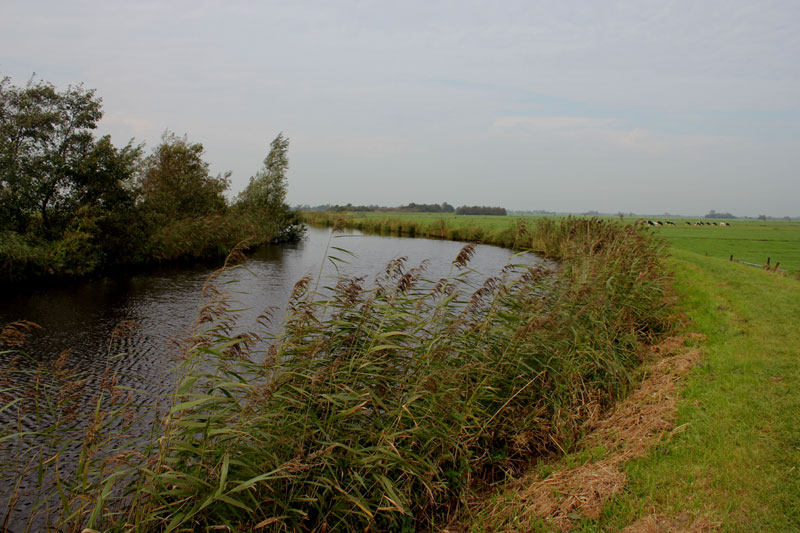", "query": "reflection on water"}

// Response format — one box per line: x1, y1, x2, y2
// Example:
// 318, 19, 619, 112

0, 226, 541, 527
